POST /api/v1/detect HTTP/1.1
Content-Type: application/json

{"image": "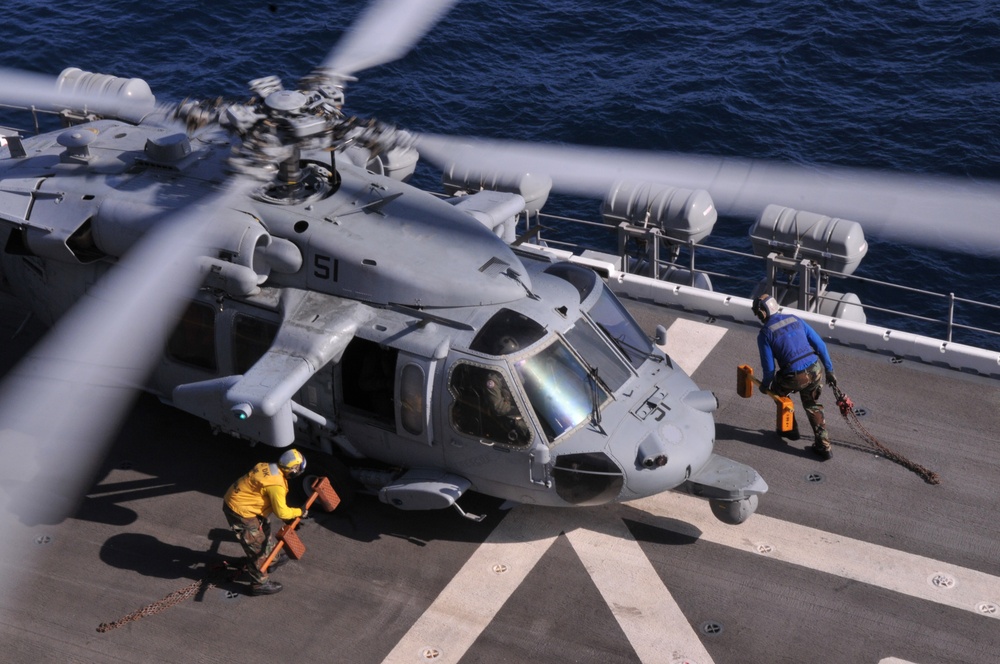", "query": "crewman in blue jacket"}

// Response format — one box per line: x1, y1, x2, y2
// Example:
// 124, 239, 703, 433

753, 294, 838, 459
